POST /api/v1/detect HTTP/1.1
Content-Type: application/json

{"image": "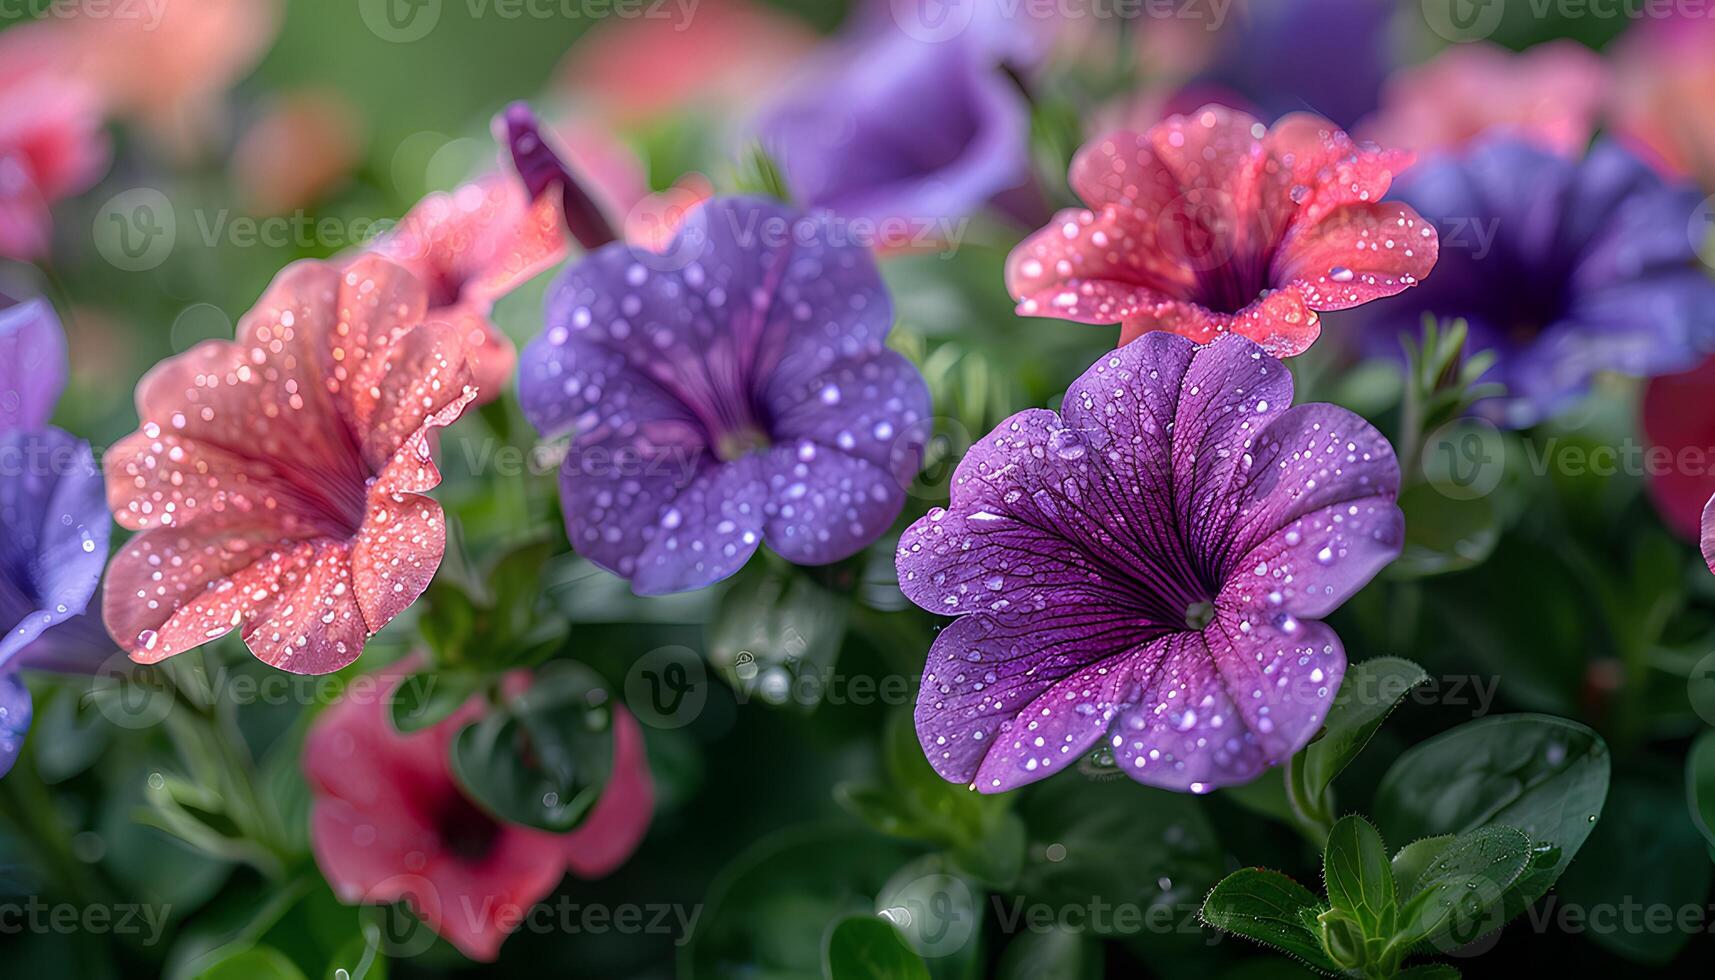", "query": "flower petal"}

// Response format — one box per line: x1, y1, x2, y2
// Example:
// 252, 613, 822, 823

759, 442, 905, 567
0, 299, 66, 432
630, 456, 768, 596
0, 672, 31, 778
0, 428, 108, 667
1275, 202, 1439, 311
350, 492, 445, 641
